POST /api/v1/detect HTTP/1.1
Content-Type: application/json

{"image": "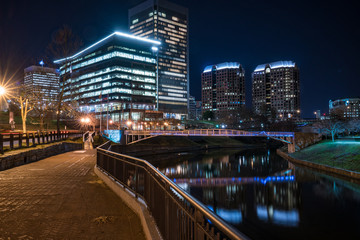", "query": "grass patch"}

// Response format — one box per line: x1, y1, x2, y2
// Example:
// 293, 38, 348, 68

291, 140, 360, 172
